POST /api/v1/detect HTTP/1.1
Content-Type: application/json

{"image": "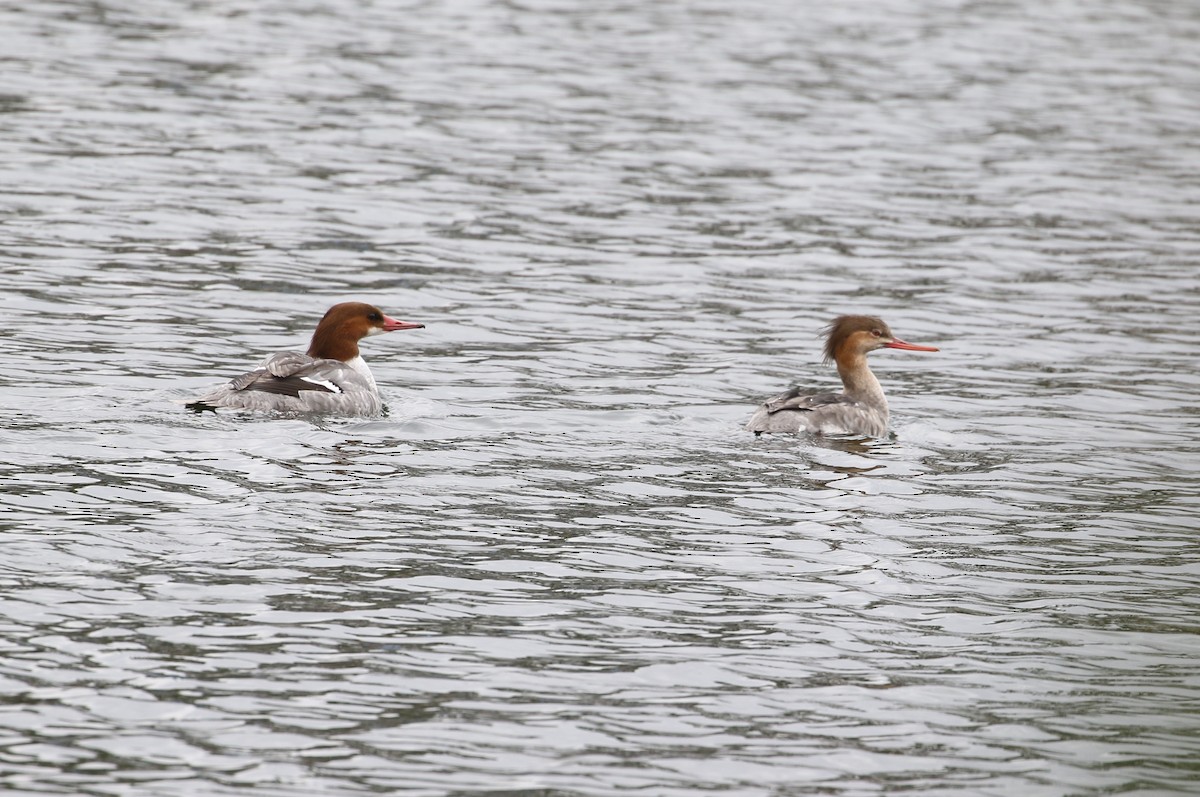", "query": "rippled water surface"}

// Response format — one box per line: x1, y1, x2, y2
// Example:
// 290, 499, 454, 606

3, 0, 1199, 795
